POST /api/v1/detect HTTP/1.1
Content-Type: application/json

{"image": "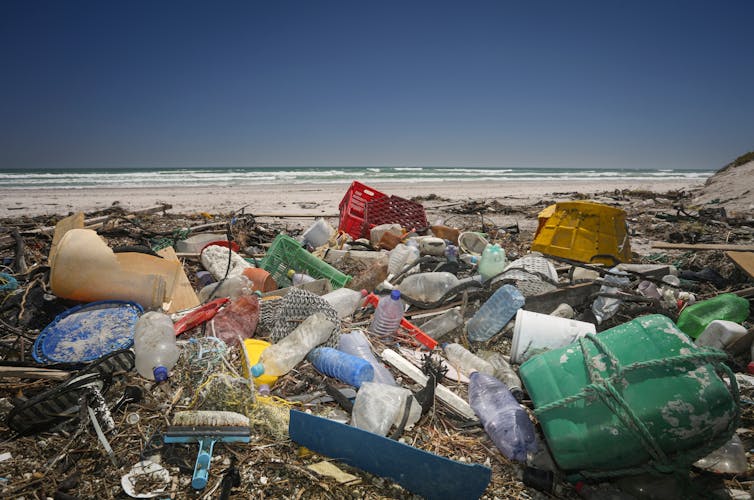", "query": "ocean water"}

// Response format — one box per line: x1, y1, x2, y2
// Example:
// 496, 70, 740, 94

0, 166, 712, 189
